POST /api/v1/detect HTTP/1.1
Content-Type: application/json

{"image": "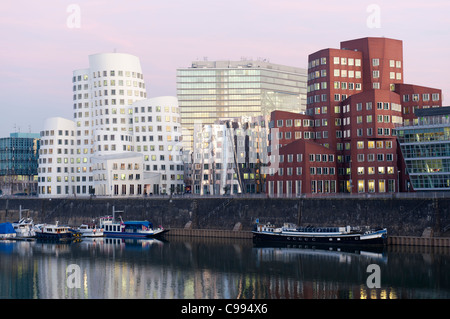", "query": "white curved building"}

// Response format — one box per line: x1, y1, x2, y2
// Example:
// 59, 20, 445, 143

38, 117, 77, 196
132, 96, 184, 195
38, 53, 184, 197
